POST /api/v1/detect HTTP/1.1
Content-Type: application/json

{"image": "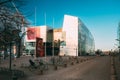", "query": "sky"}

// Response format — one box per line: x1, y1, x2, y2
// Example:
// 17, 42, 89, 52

24, 0, 120, 51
